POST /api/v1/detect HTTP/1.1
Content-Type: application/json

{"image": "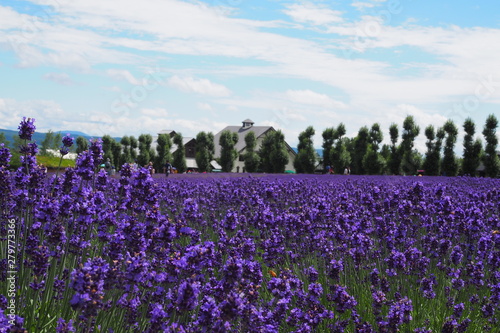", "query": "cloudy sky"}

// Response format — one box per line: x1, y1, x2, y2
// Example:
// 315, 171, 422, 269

1, 0, 499, 151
